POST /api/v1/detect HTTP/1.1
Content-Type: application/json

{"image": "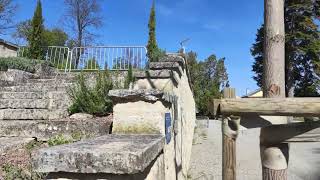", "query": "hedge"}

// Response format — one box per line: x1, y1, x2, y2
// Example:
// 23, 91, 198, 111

0, 57, 54, 73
